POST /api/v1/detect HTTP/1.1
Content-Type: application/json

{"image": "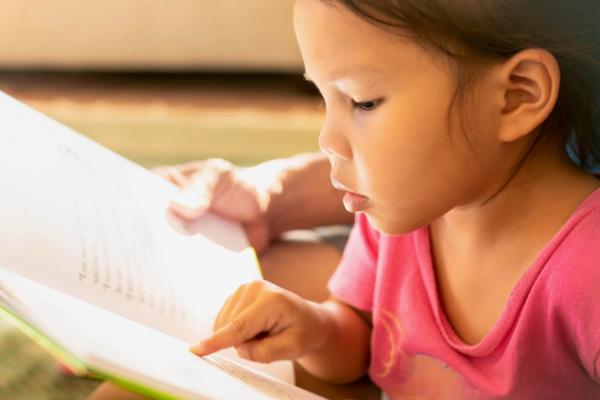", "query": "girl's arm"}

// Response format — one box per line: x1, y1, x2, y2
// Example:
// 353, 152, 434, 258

264, 152, 353, 237
189, 281, 372, 384
297, 299, 371, 383
158, 152, 351, 254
